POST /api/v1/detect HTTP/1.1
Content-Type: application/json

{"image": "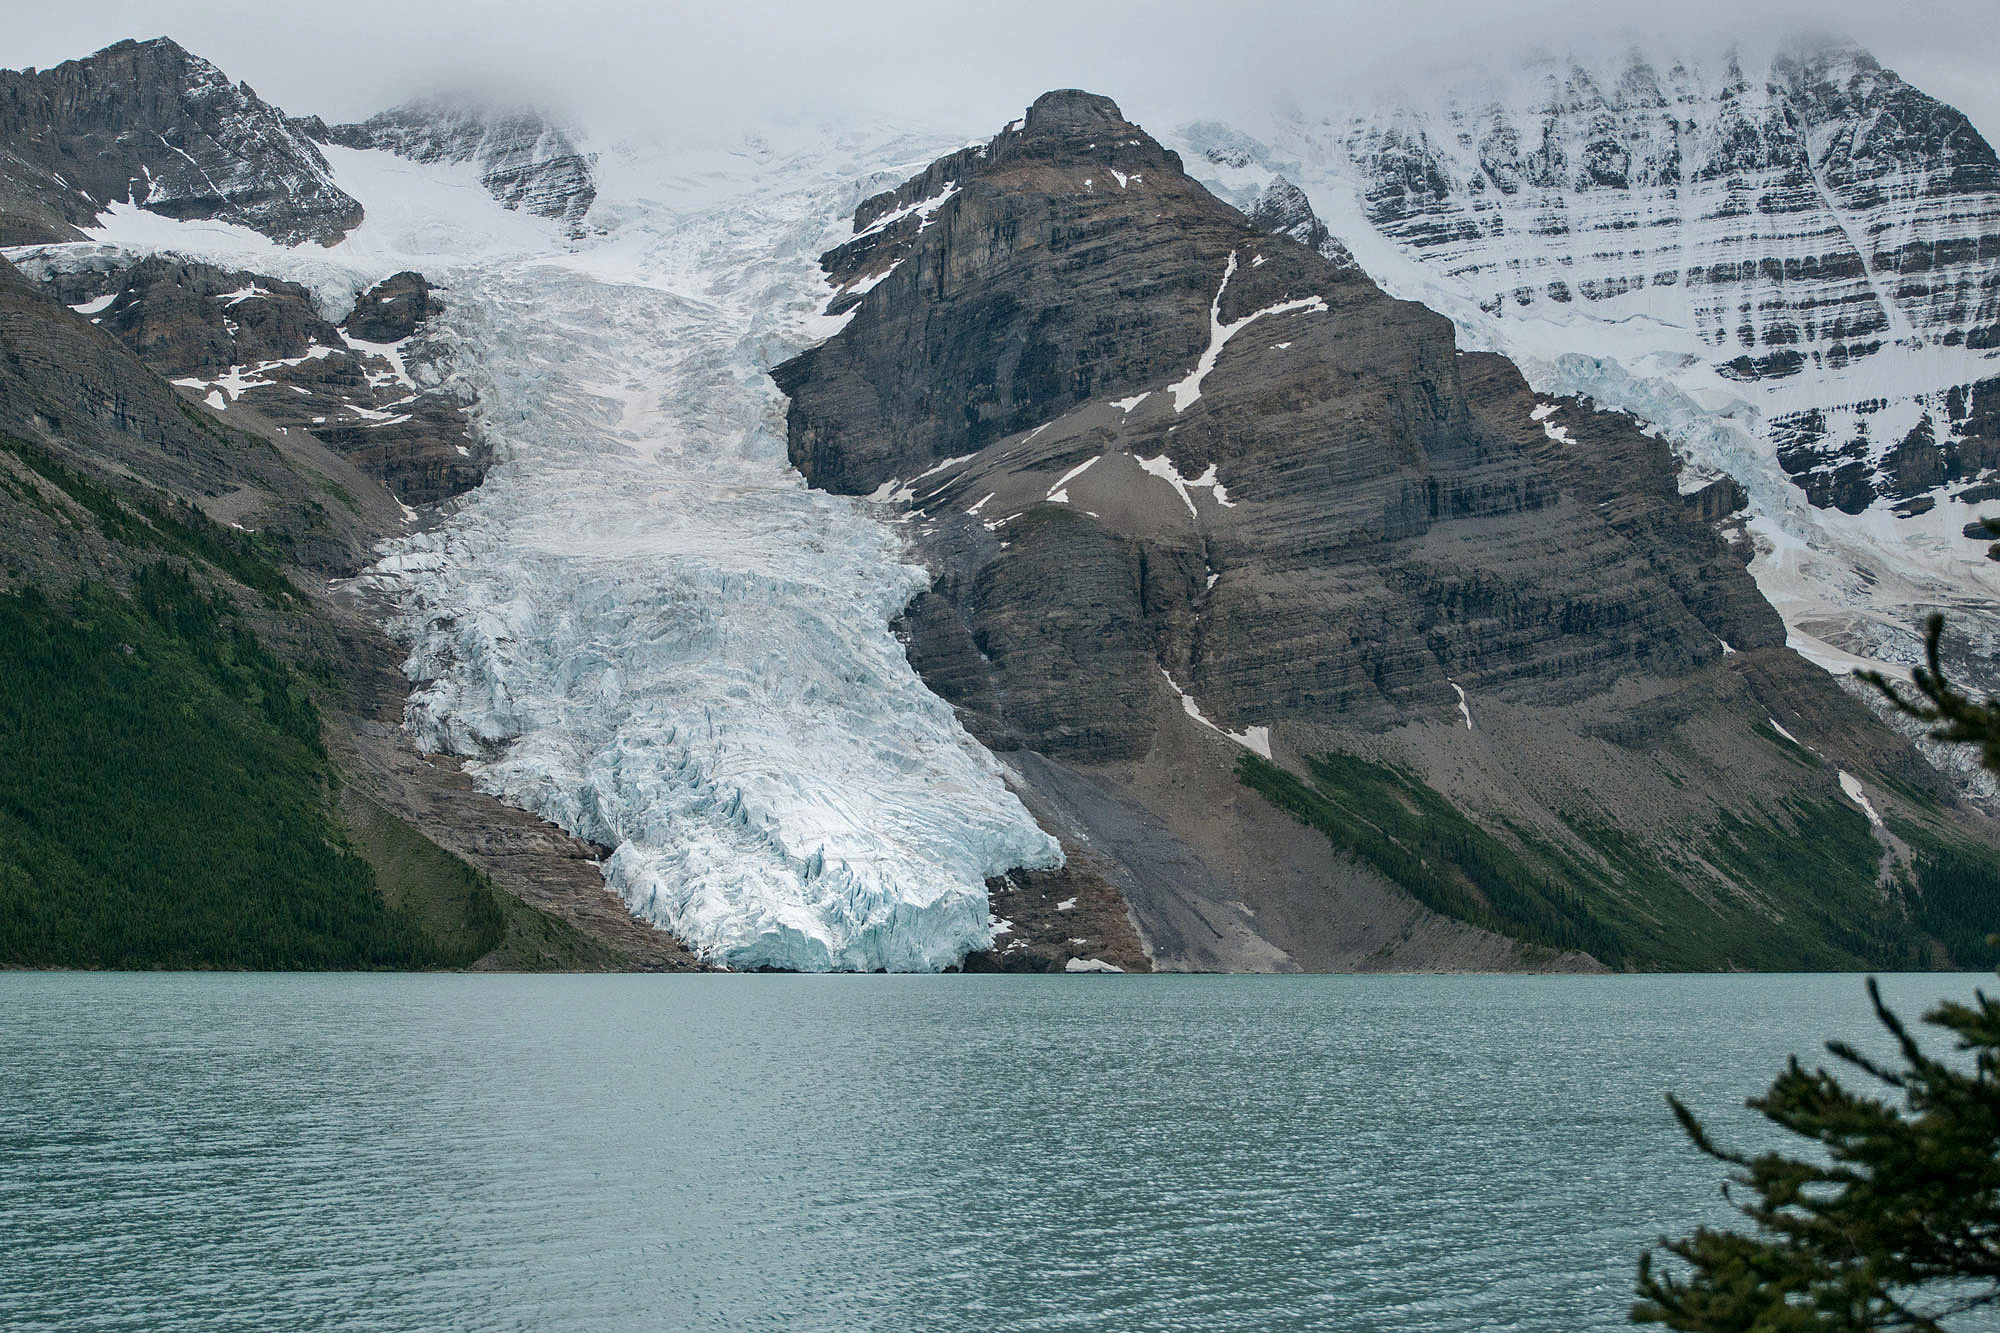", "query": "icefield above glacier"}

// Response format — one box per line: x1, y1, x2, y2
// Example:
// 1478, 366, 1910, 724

22, 124, 1064, 971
